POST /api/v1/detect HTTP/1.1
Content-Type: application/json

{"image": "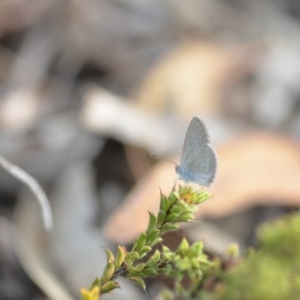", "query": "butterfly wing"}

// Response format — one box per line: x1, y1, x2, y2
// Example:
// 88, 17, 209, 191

180, 117, 209, 166
180, 143, 217, 185
177, 117, 217, 186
